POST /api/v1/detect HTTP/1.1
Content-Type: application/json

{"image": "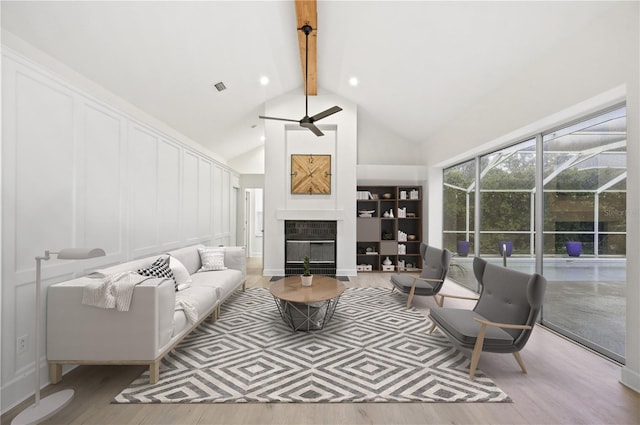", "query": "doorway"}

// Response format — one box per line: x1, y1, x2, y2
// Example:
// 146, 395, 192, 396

244, 188, 264, 261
